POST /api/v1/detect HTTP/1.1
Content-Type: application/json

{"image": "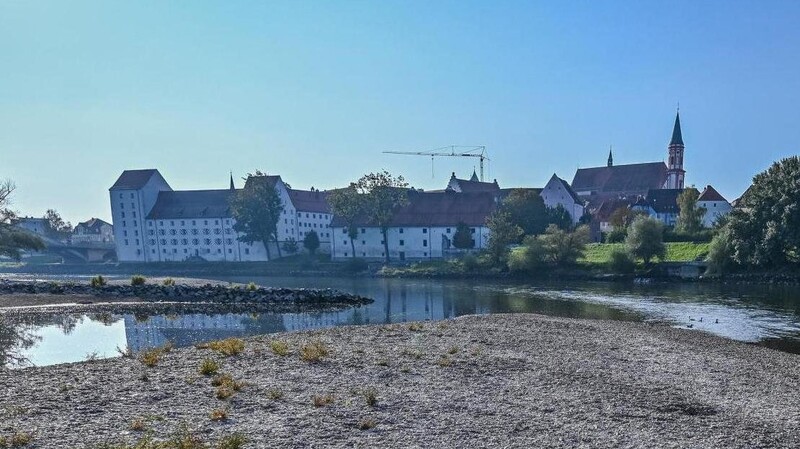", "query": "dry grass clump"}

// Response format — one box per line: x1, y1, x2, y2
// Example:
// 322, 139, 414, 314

299, 339, 330, 363
447, 346, 459, 355
90, 275, 107, 287
91, 424, 246, 449
312, 394, 335, 407
437, 356, 452, 367
408, 322, 424, 332
267, 388, 284, 401
198, 359, 220, 376
138, 342, 173, 367
363, 388, 378, 407
209, 408, 228, 421
162, 278, 176, 286
198, 338, 245, 356
212, 373, 244, 400
130, 275, 146, 286
357, 418, 377, 430
246, 282, 258, 291
269, 340, 289, 356
0, 432, 33, 448
129, 419, 146, 432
